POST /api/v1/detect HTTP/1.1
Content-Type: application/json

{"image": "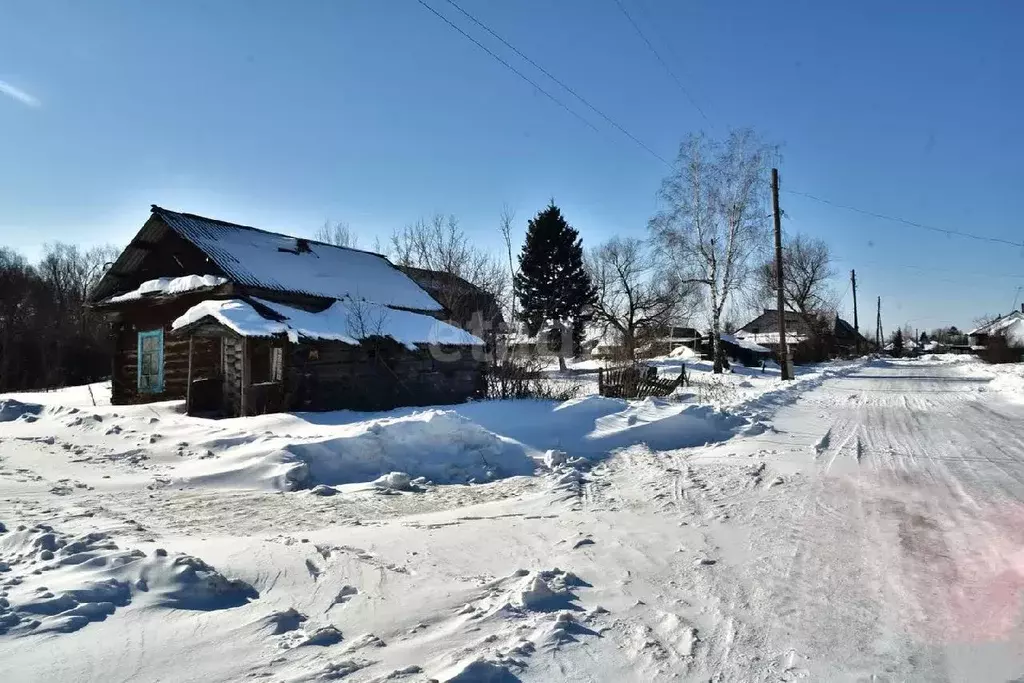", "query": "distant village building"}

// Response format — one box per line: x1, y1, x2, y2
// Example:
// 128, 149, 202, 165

719, 334, 772, 367
88, 206, 486, 416
968, 307, 1024, 363
397, 265, 505, 337
736, 309, 863, 363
